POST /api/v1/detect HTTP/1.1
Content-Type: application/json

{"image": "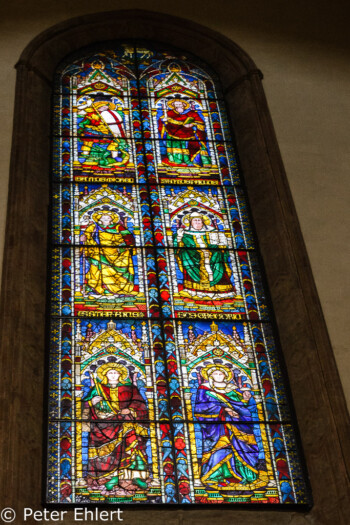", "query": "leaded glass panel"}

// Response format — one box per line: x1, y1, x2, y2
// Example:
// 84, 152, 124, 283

47, 43, 310, 505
